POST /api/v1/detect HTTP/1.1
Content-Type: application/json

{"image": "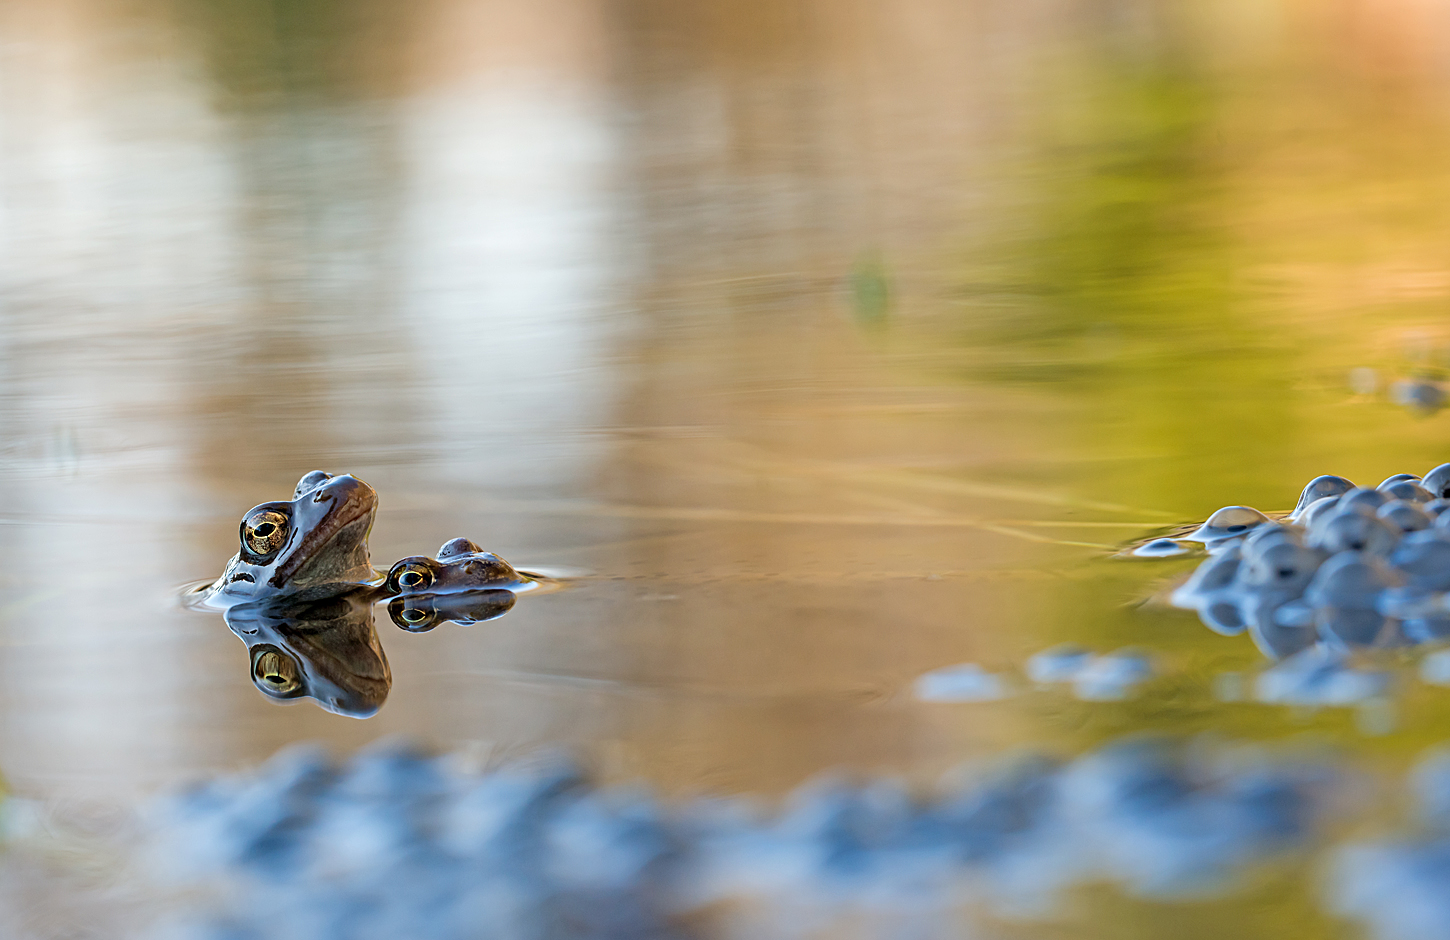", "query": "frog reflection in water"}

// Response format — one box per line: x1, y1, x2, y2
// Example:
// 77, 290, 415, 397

200, 472, 541, 715
226, 591, 390, 718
